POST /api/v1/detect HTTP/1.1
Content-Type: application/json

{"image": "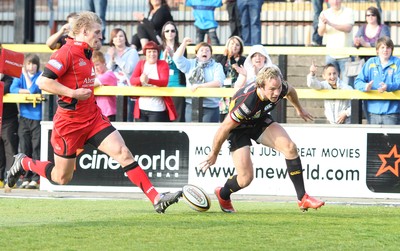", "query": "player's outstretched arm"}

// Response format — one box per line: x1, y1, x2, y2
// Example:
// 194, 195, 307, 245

200, 116, 238, 172
285, 83, 314, 122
